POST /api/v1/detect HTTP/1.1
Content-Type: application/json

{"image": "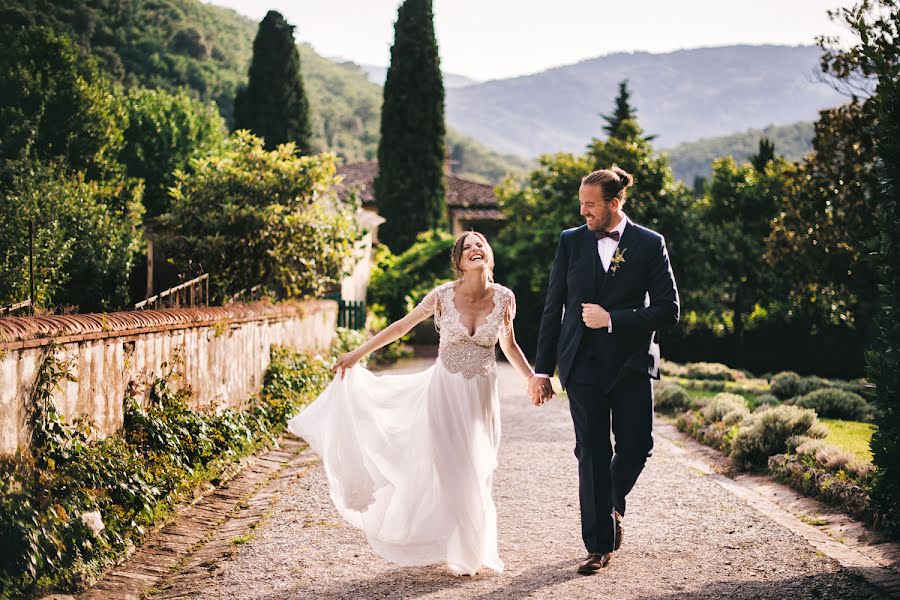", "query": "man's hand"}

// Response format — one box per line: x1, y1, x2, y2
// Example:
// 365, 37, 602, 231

581, 303, 610, 329
528, 375, 554, 406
